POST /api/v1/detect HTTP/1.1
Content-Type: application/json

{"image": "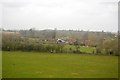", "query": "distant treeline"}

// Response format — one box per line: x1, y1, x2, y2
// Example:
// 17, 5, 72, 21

1, 29, 119, 56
